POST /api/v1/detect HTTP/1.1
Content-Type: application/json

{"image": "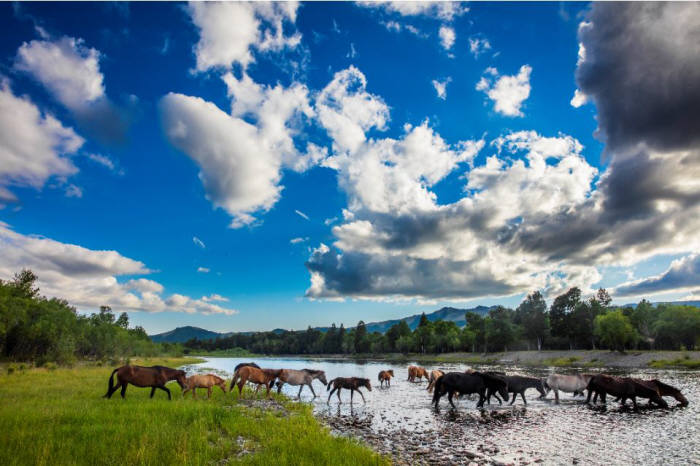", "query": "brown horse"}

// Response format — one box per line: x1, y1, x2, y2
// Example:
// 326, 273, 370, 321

407, 365, 430, 382
182, 374, 227, 399
378, 370, 394, 388
104, 365, 187, 400
427, 370, 444, 393
327, 377, 372, 404
586, 374, 667, 408
230, 366, 281, 397
615, 379, 688, 407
